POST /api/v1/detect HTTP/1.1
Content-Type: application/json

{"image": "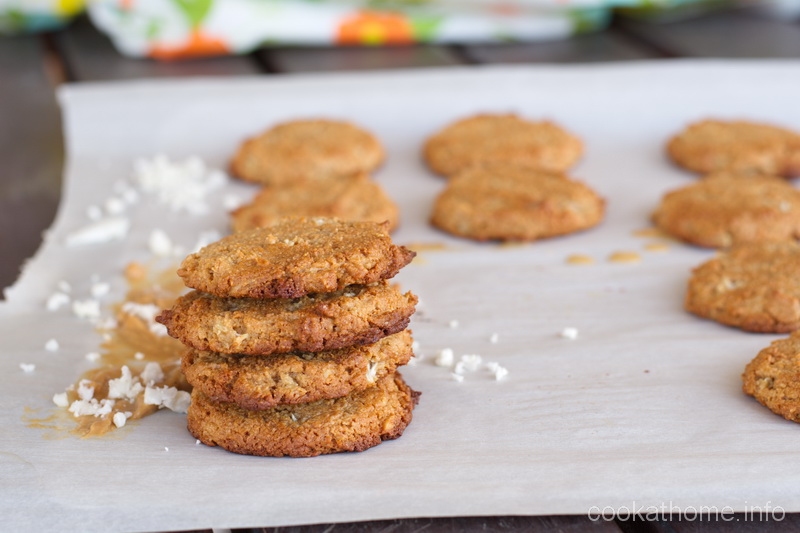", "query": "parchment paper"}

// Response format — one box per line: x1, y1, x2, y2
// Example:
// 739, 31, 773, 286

2, 61, 799, 532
